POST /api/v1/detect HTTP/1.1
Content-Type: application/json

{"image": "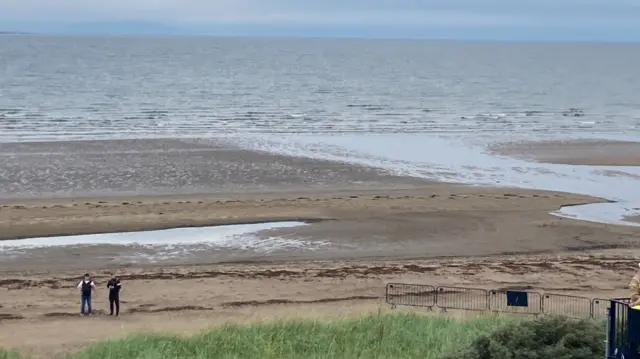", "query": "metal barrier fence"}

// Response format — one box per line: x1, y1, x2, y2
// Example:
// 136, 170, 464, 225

542, 293, 592, 319
608, 300, 632, 358
386, 283, 629, 320
385, 283, 436, 310
593, 298, 610, 320
489, 289, 542, 315
607, 298, 640, 359
436, 286, 487, 311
